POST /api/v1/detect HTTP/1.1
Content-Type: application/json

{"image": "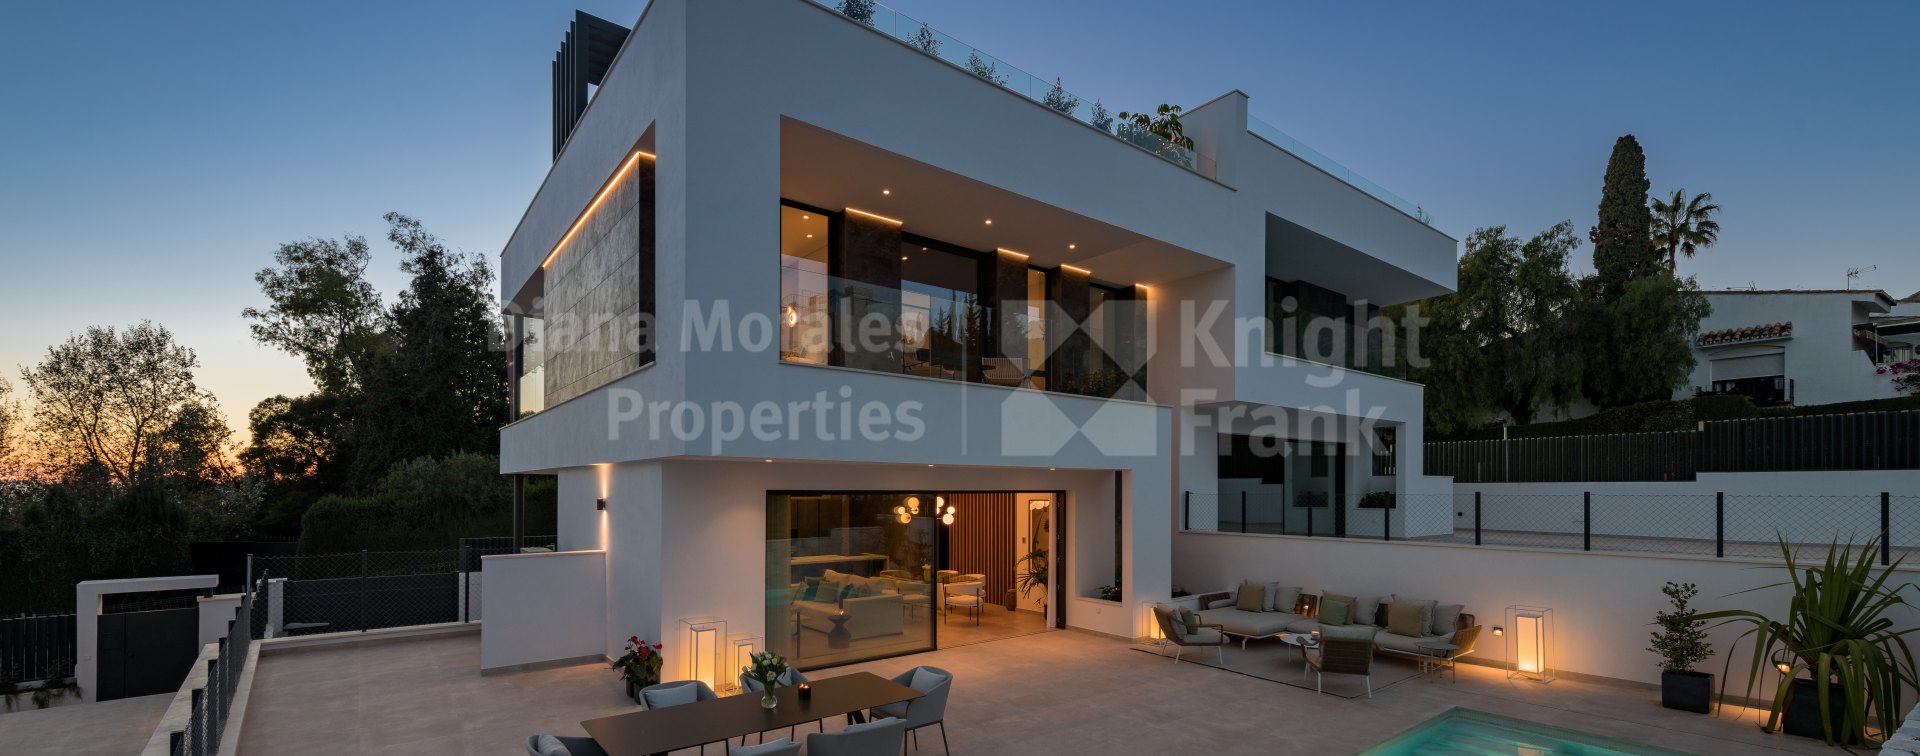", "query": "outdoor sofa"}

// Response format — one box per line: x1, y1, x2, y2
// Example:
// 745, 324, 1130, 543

1194, 581, 1475, 659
